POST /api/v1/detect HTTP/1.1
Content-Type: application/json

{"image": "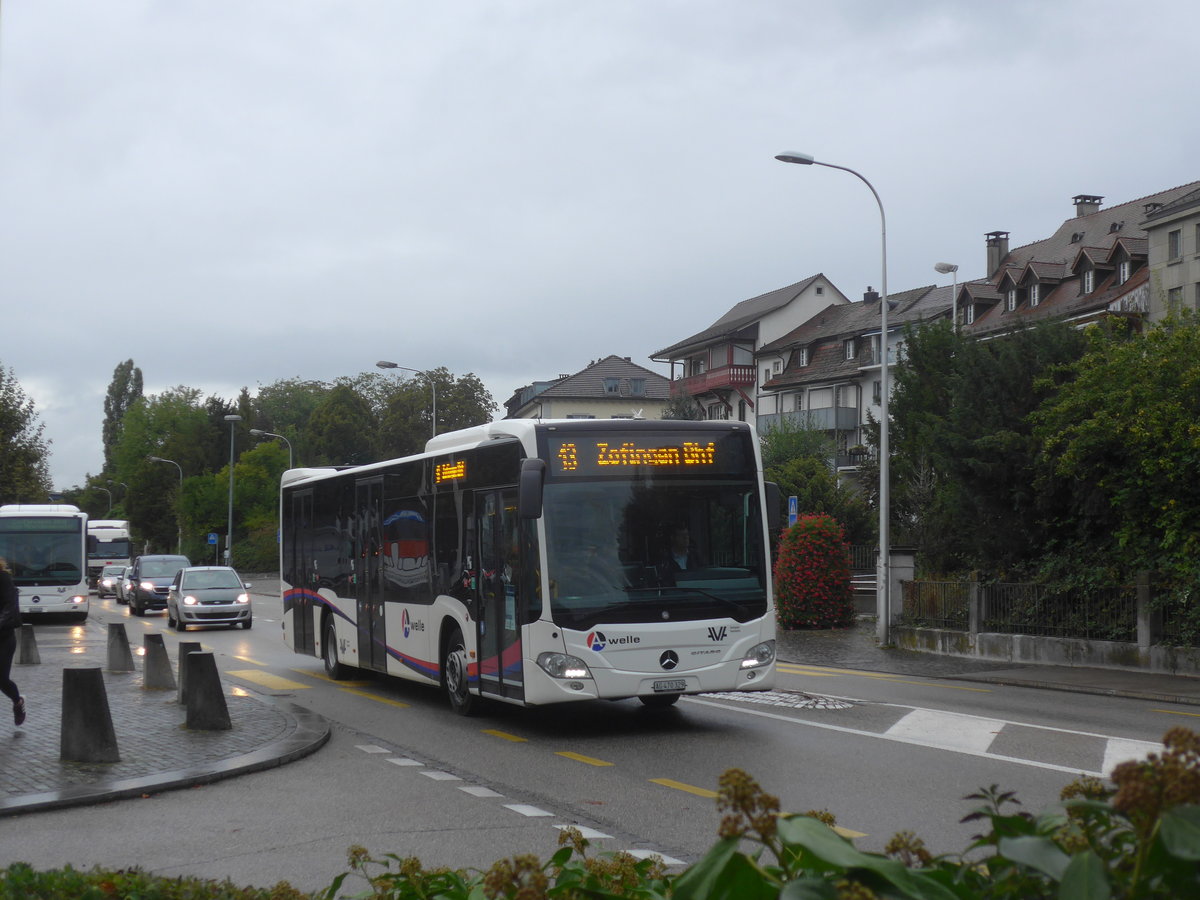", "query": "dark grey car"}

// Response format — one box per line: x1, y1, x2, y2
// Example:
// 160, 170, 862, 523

126, 554, 191, 616
167, 566, 252, 631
